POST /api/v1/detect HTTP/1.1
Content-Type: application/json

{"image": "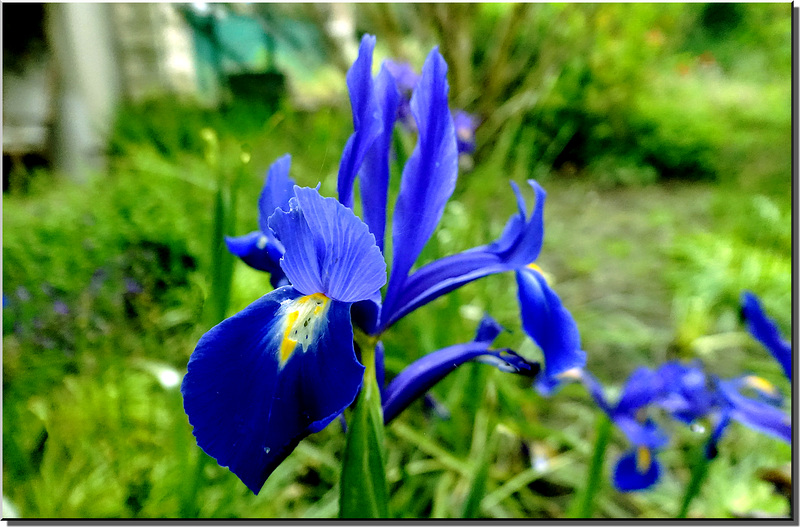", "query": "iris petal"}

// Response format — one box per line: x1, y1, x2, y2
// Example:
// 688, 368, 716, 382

516, 266, 585, 378
225, 231, 288, 288
741, 292, 791, 381
384, 46, 458, 321
359, 64, 400, 251
258, 154, 296, 233
181, 286, 364, 494
613, 449, 661, 492
379, 181, 545, 330
269, 186, 387, 303
337, 34, 382, 209
716, 377, 791, 443
227, 155, 296, 284
382, 342, 538, 424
